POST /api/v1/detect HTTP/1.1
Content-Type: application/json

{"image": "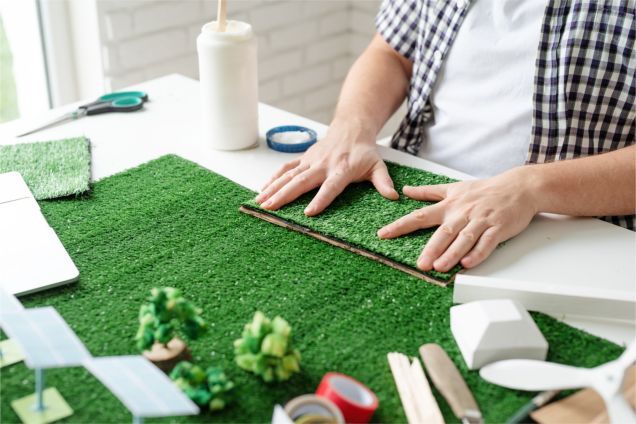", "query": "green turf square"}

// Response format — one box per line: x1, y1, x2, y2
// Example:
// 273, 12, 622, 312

243, 162, 461, 282
0, 137, 91, 200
